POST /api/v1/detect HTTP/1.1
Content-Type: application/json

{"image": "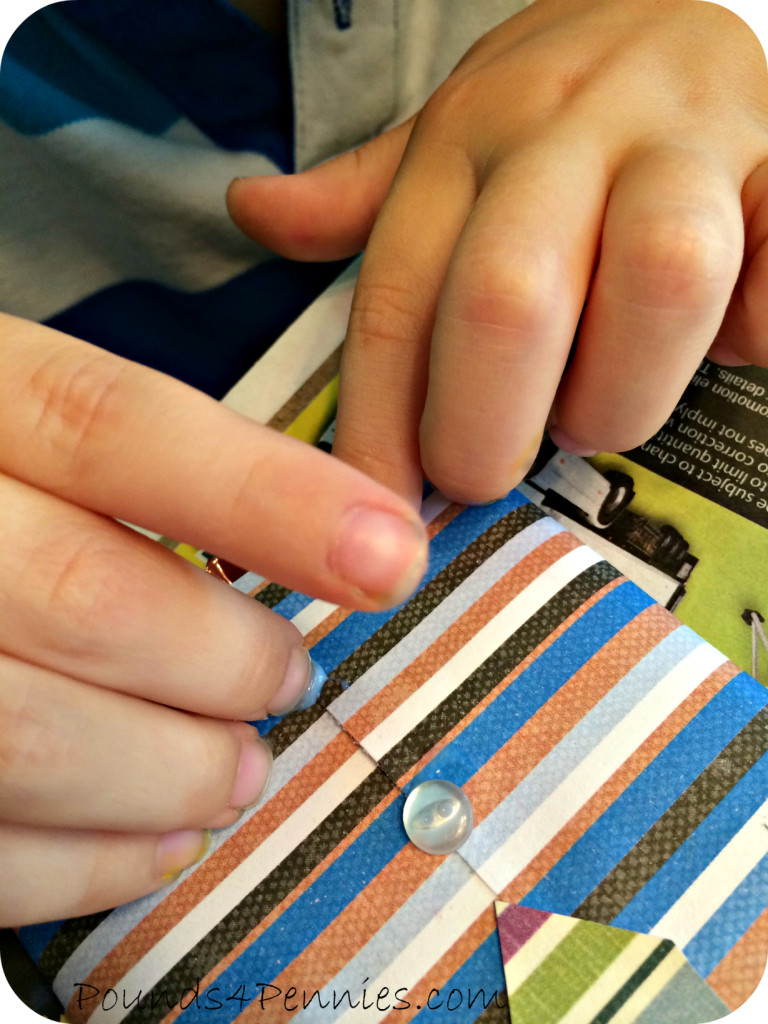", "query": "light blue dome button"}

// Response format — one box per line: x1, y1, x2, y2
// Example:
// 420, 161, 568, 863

403, 780, 473, 855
